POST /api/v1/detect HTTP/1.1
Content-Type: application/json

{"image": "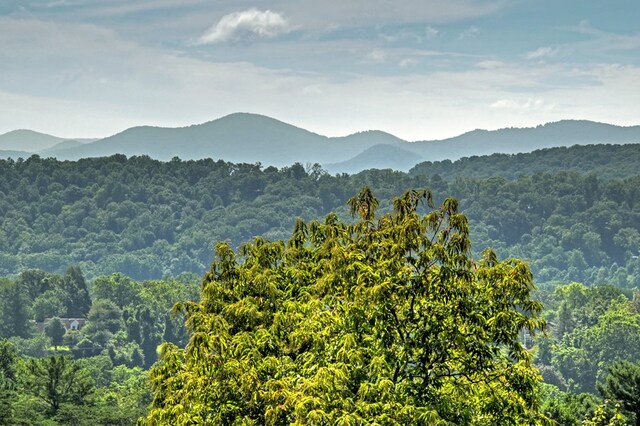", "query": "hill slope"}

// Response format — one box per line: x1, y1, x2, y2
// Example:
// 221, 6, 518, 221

0, 129, 67, 152
40, 139, 93, 156
1, 144, 639, 287
325, 143, 423, 173
409, 143, 640, 181
0, 149, 32, 159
